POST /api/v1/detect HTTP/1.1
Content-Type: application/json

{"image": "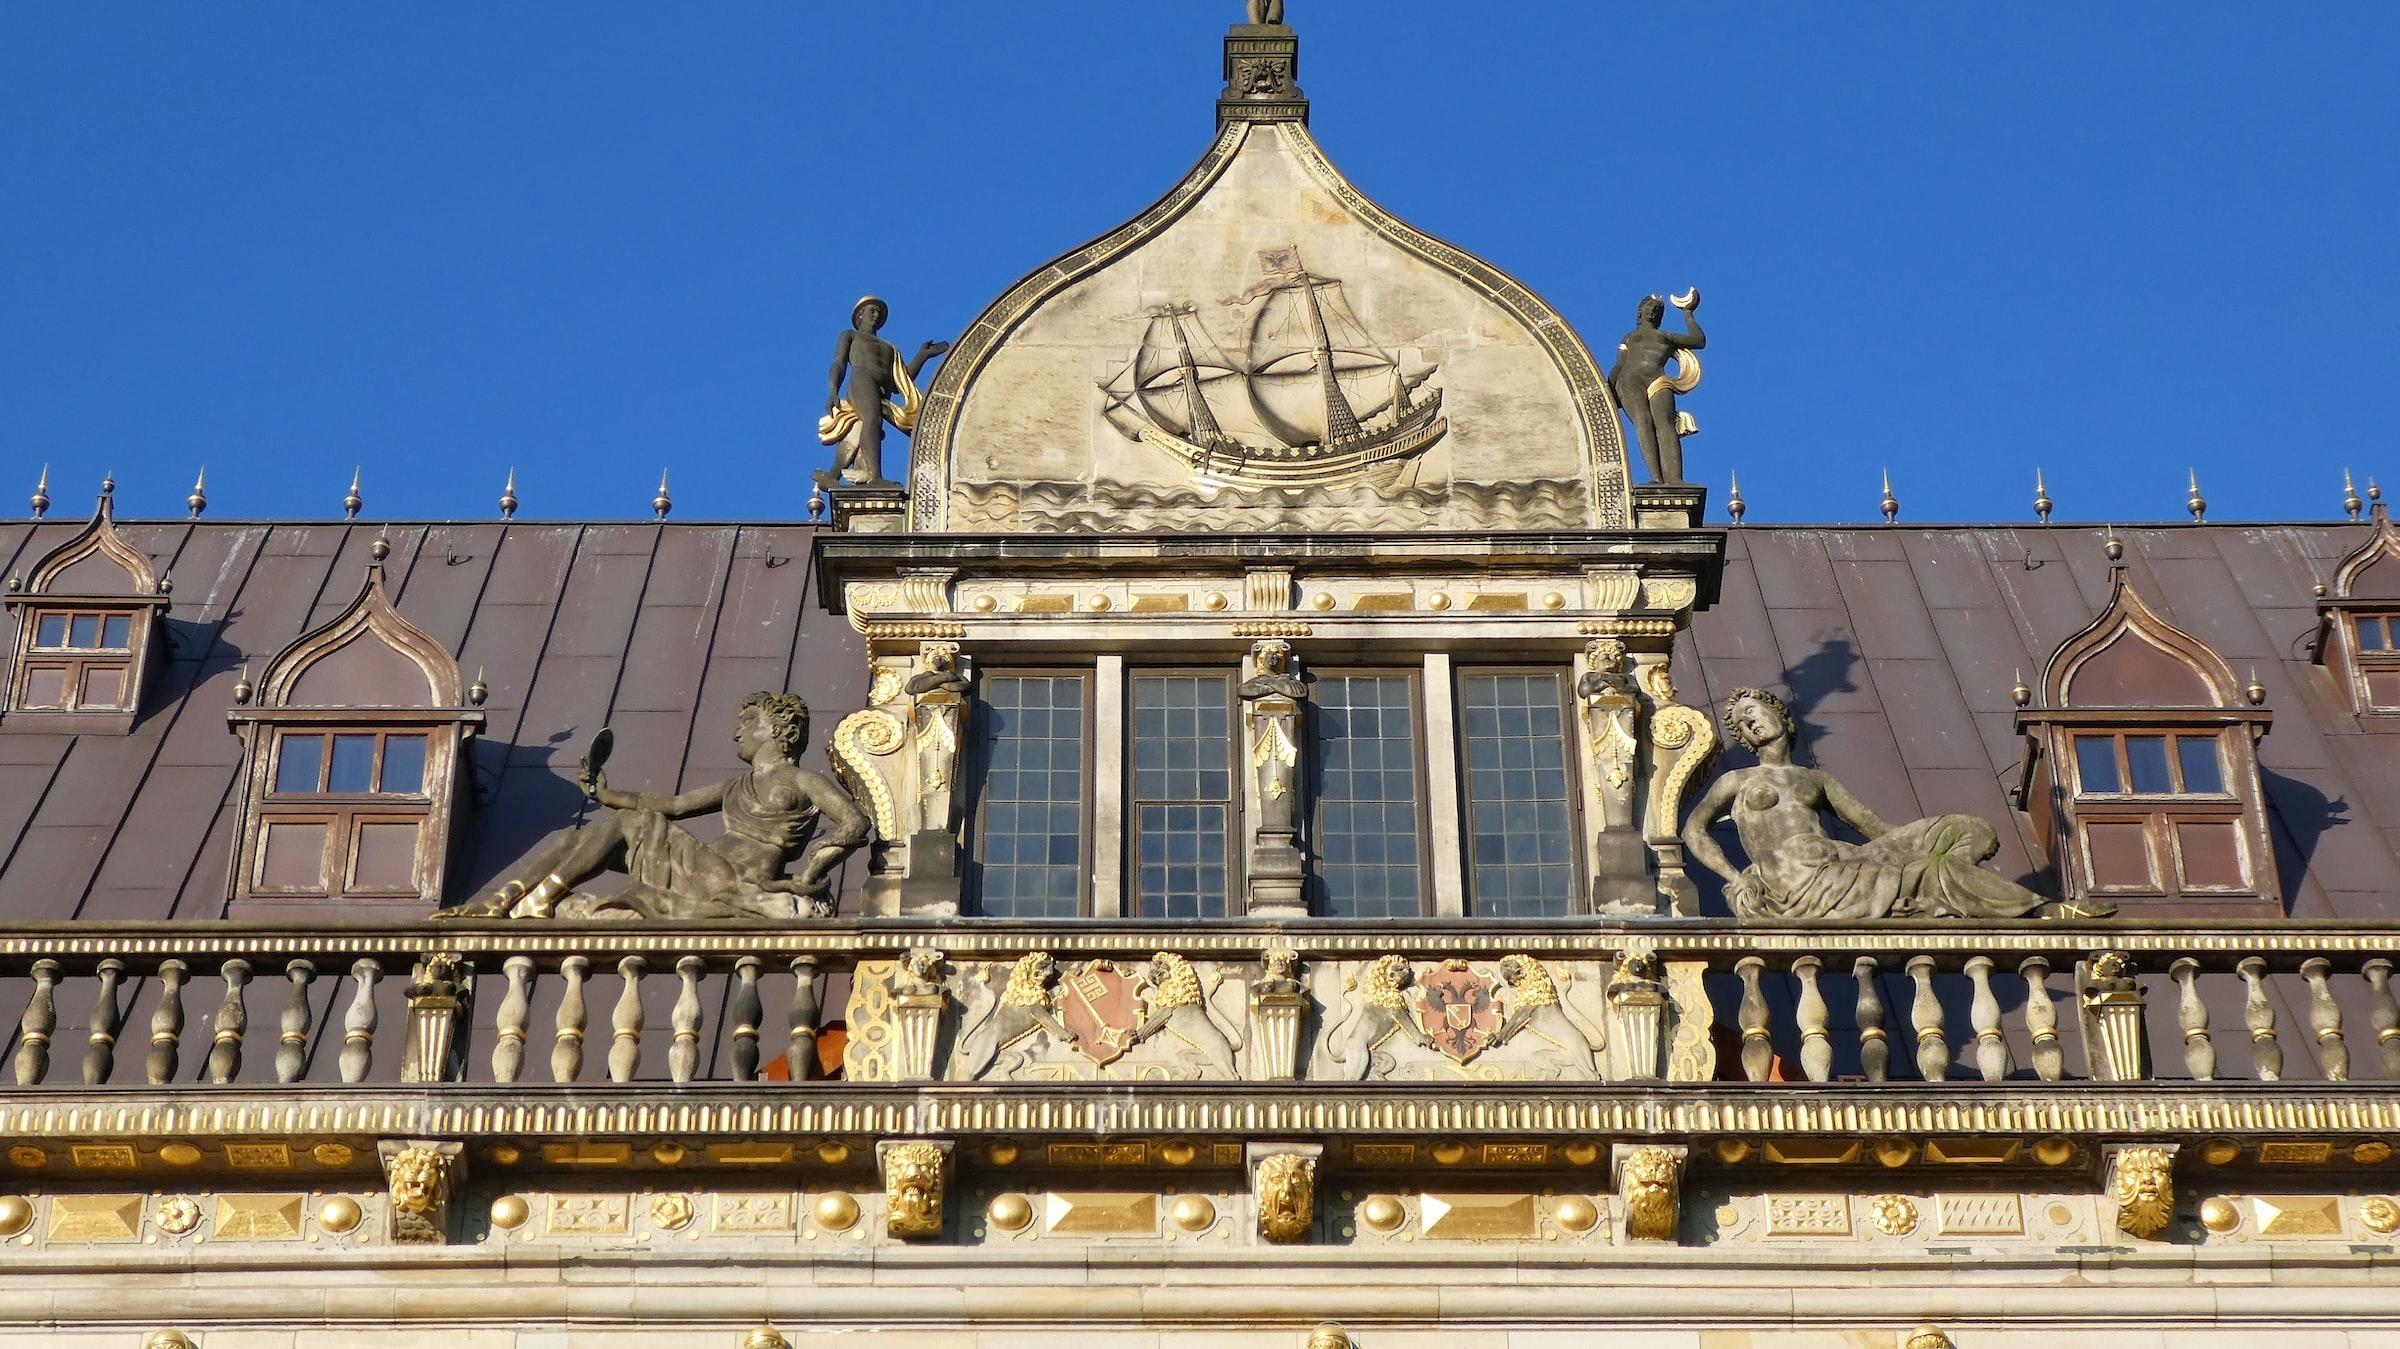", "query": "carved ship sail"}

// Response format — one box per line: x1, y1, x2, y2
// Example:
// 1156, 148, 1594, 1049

1099, 249, 1447, 489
